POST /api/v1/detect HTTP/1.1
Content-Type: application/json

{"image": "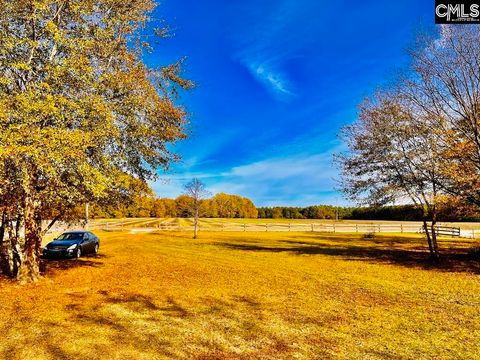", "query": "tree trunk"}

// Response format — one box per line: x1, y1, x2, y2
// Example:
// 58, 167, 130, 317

11, 214, 23, 277
193, 207, 198, 239
17, 190, 42, 283
0, 210, 22, 278
0, 209, 5, 244
430, 224, 439, 260
430, 208, 440, 260
422, 218, 439, 260
6, 219, 22, 278
0, 209, 11, 276
422, 219, 435, 258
